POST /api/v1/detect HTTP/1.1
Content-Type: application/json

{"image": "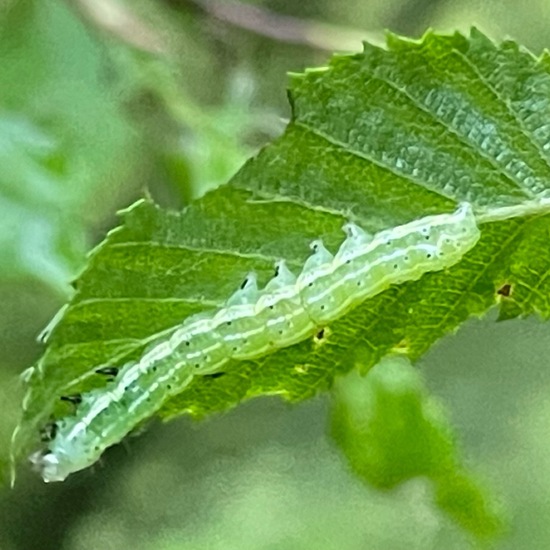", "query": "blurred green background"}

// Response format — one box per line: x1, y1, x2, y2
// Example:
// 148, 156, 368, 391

2, 0, 550, 548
